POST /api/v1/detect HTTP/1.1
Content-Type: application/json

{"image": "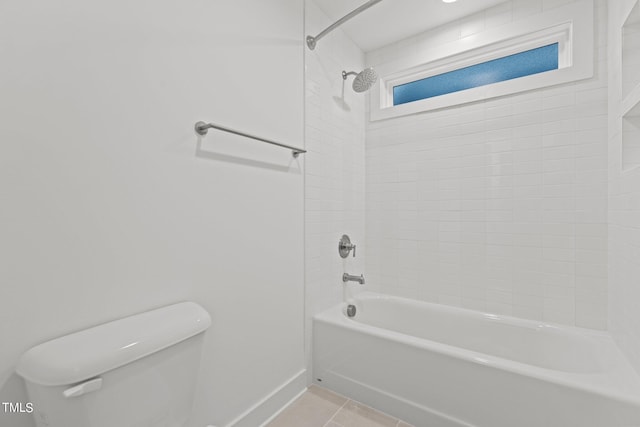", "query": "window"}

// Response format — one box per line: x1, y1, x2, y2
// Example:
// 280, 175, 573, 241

369, 0, 594, 121
393, 43, 559, 106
